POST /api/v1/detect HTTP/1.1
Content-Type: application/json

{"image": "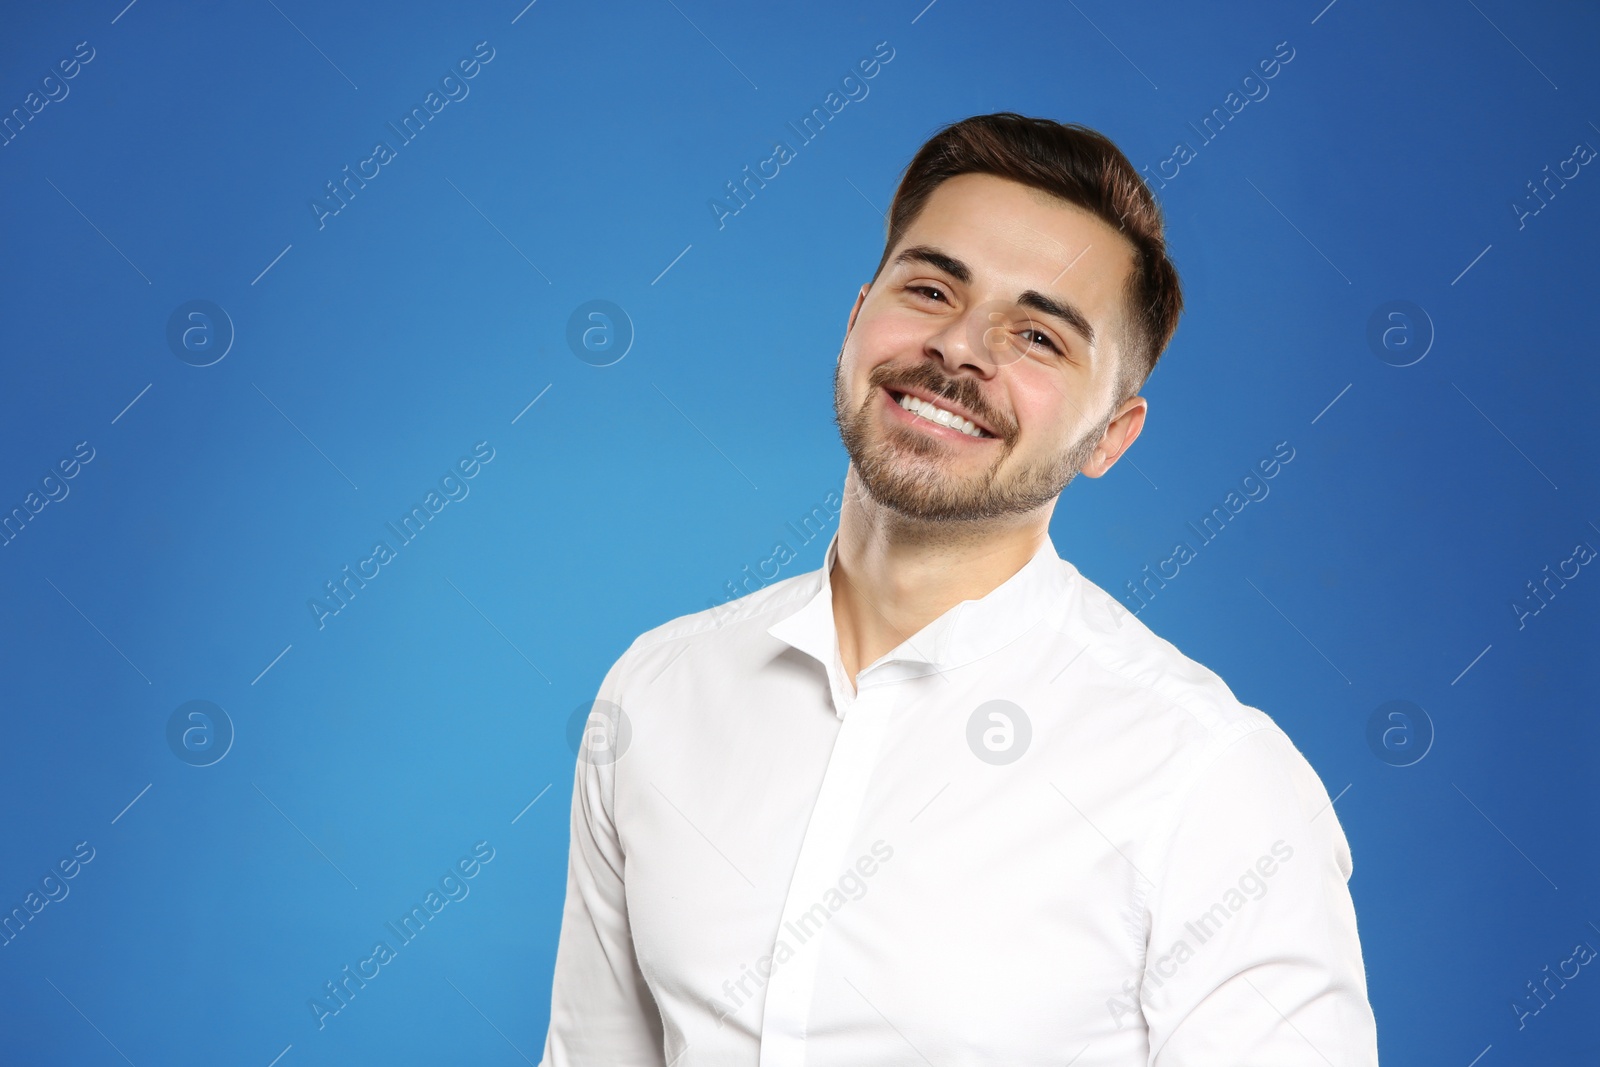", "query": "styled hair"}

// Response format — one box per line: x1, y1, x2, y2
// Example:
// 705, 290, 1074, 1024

872, 112, 1182, 405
